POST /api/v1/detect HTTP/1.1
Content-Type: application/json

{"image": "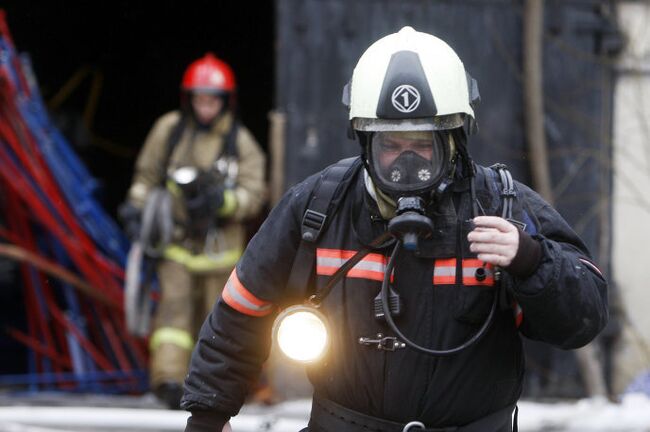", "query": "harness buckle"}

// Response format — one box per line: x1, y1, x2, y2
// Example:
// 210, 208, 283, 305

500, 188, 517, 198
301, 209, 327, 242
358, 333, 406, 351
403, 421, 426, 431
506, 218, 527, 232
